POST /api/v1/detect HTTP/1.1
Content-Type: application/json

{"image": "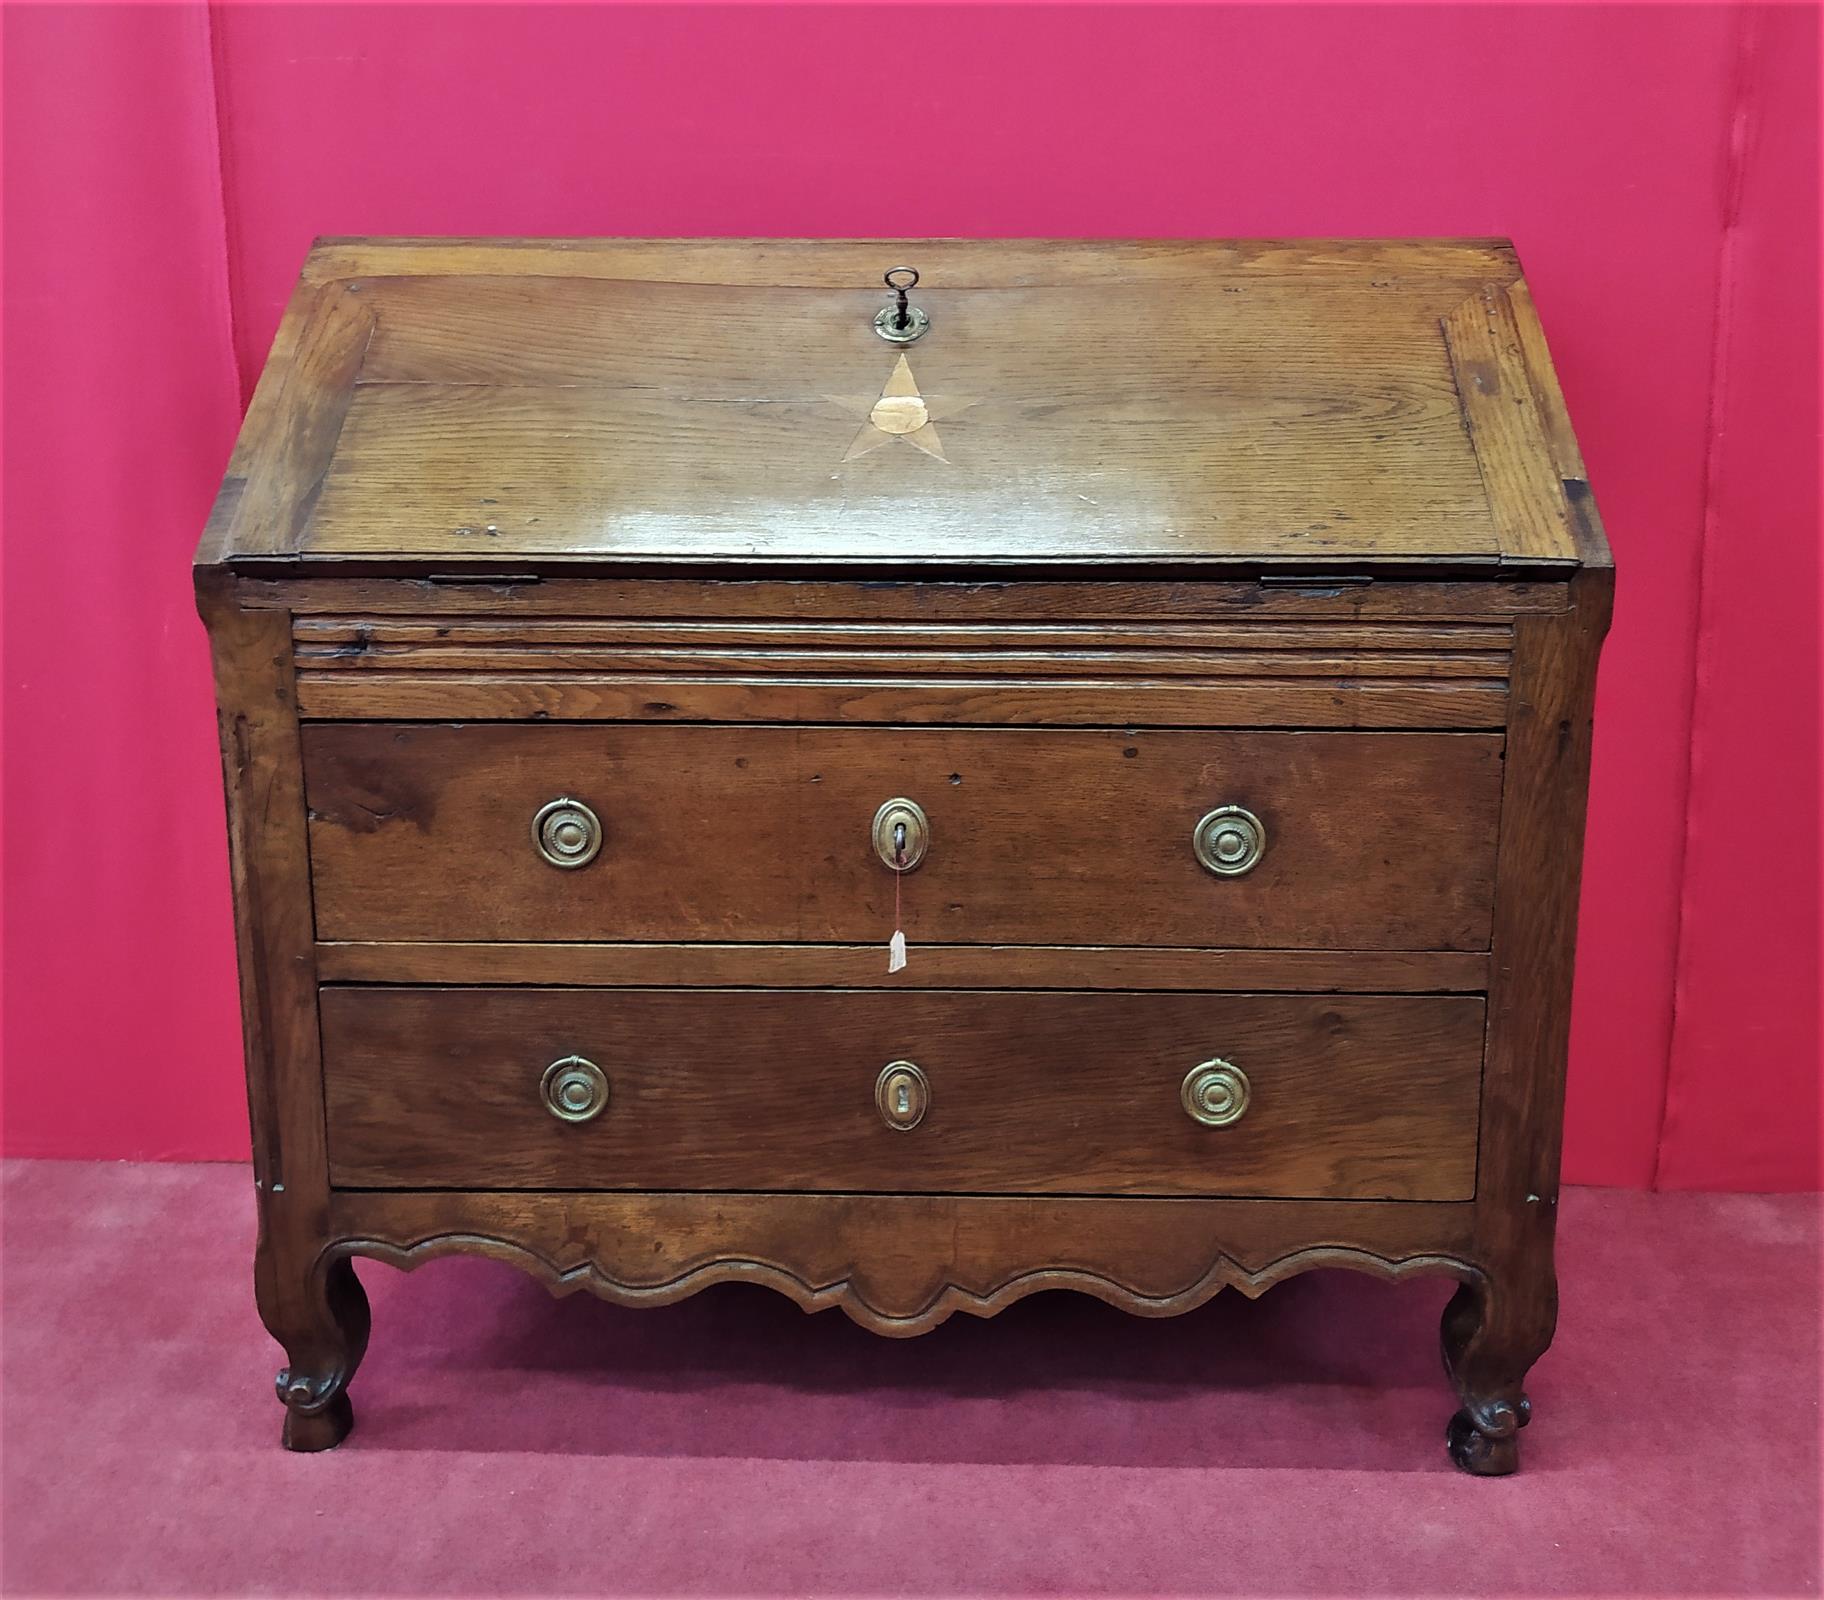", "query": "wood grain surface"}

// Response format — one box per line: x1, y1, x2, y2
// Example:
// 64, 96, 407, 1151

320, 987, 1484, 1199
302, 724, 1504, 948
197, 238, 1591, 569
